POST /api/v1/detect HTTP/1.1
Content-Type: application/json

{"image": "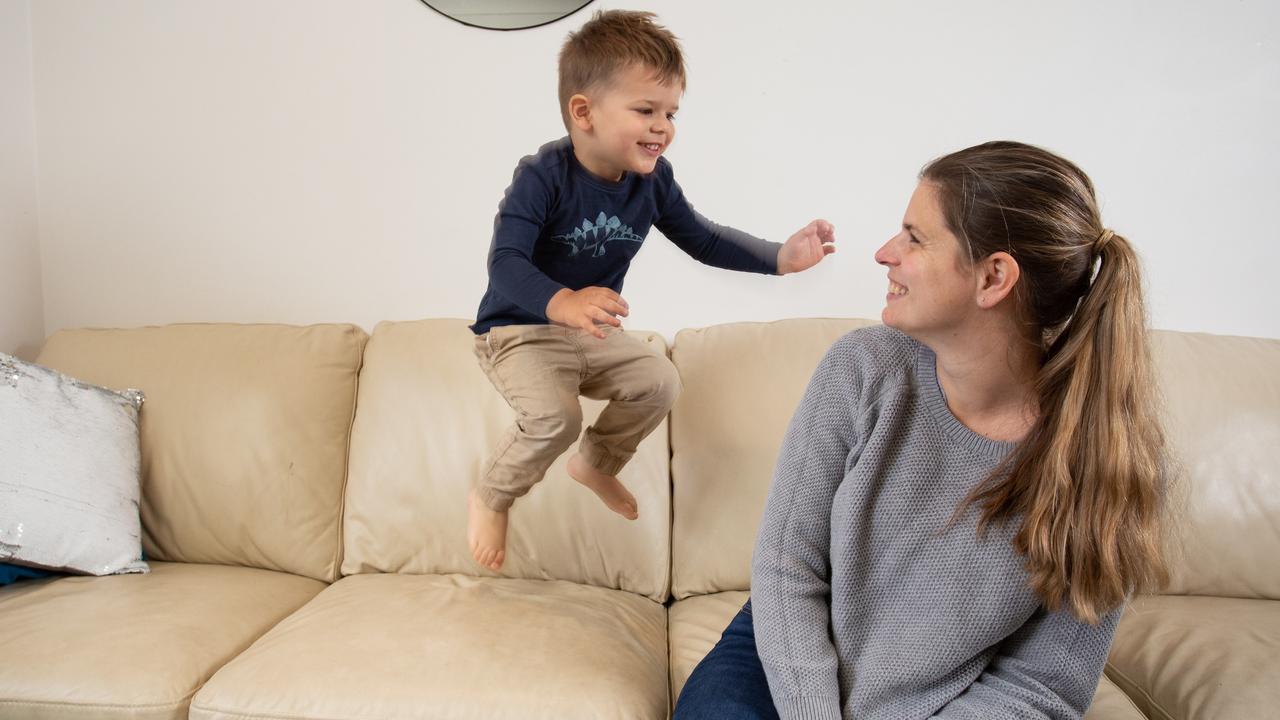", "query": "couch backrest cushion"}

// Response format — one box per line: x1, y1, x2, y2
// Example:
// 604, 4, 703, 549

1153, 330, 1280, 599
341, 320, 671, 601
668, 318, 876, 599
36, 323, 367, 582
